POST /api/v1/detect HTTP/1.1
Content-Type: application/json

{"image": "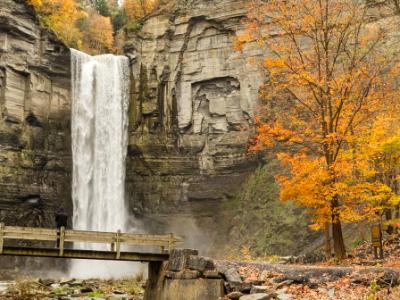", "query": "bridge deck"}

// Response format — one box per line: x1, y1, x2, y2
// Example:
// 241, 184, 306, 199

1, 246, 169, 262
0, 224, 182, 262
